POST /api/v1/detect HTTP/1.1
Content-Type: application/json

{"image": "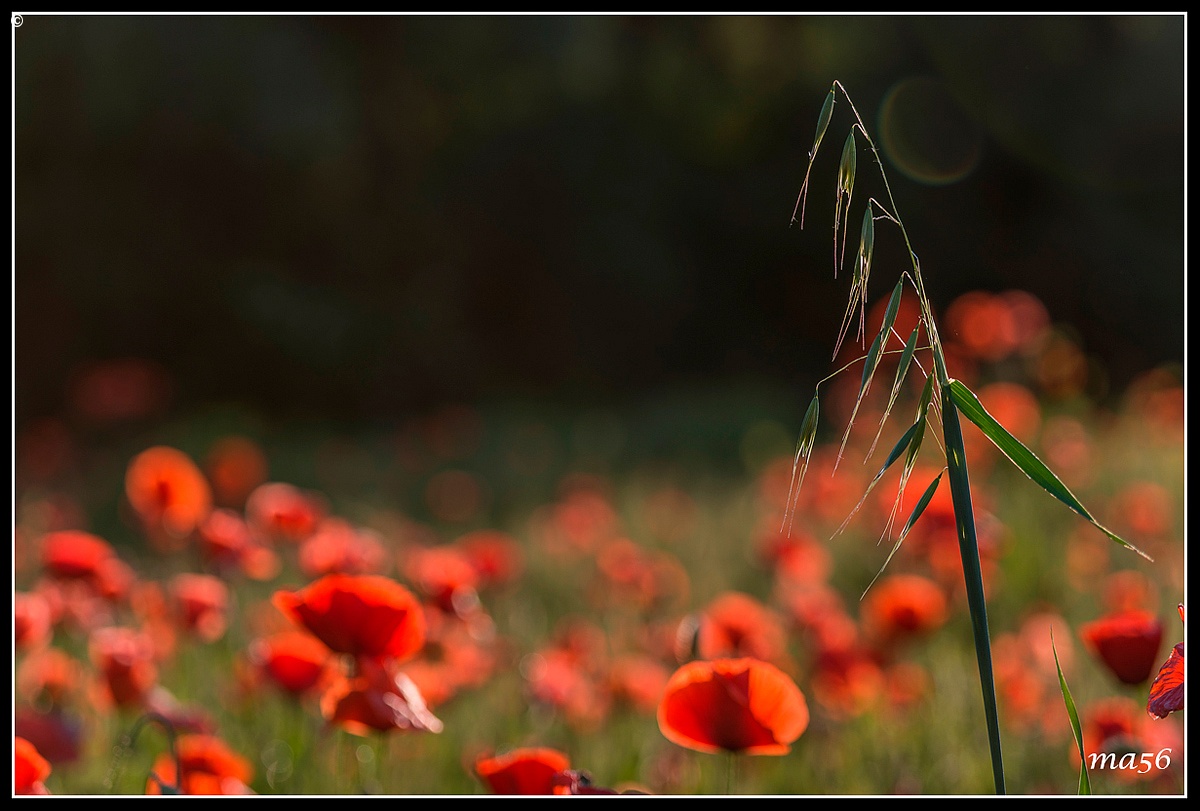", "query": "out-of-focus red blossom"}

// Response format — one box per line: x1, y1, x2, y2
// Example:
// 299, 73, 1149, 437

1122, 367, 1183, 443
1078, 697, 1183, 784
1080, 610, 1164, 685
860, 574, 948, 647
17, 647, 81, 708
272, 574, 425, 664
40, 530, 116, 580
14, 709, 83, 765
535, 484, 621, 556
657, 657, 809, 755
203, 436, 269, 508
401, 543, 481, 613
606, 654, 671, 715
196, 508, 281, 580
248, 631, 334, 697
16, 591, 54, 651
398, 606, 498, 708
943, 290, 1024, 362
884, 661, 930, 714
550, 769, 623, 795
1113, 481, 1175, 541
146, 734, 254, 795
1040, 415, 1096, 490
758, 524, 832, 587
1147, 604, 1184, 720
697, 591, 790, 667
809, 647, 885, 720
455, 529, 524, 588
474, 747, 571, 795
15, 736, 52, 795
319, 658, 443, 736
124, 446, 213, 547
144, 685, 217, 735
169, 573, 230, 643
591, 538, 690, 613
524, 648, 612, 730
245, 482, 325, 544
1102, 570, 1158, 614
299, 518, 387, 578
966, 382, 1041, 471
88, 625, 159, 710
